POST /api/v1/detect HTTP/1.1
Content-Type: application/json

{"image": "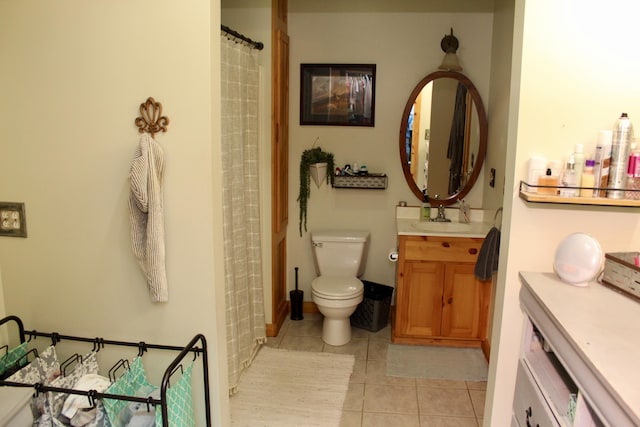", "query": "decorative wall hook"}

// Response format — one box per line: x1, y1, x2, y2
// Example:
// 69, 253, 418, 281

135, 97, 169, 137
